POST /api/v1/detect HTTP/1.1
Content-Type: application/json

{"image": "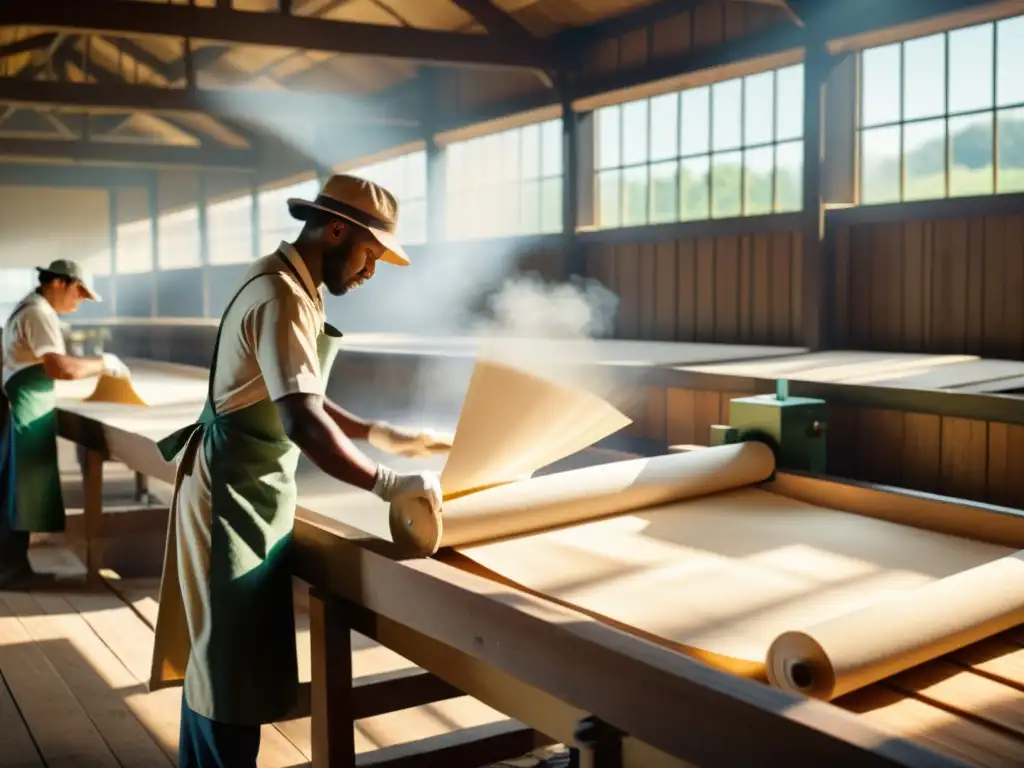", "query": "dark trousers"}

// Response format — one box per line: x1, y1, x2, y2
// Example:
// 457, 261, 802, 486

0, 508, 29, 569
179, 693, 261, 768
